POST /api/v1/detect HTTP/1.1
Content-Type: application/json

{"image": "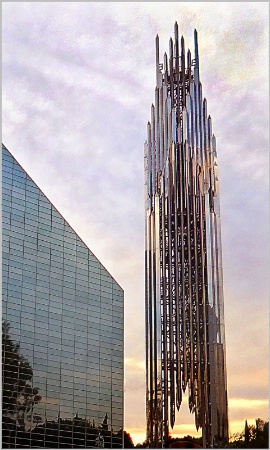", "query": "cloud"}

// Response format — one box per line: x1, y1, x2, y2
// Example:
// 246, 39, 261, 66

2, 1, 268, 438
229, 398, 268, 410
